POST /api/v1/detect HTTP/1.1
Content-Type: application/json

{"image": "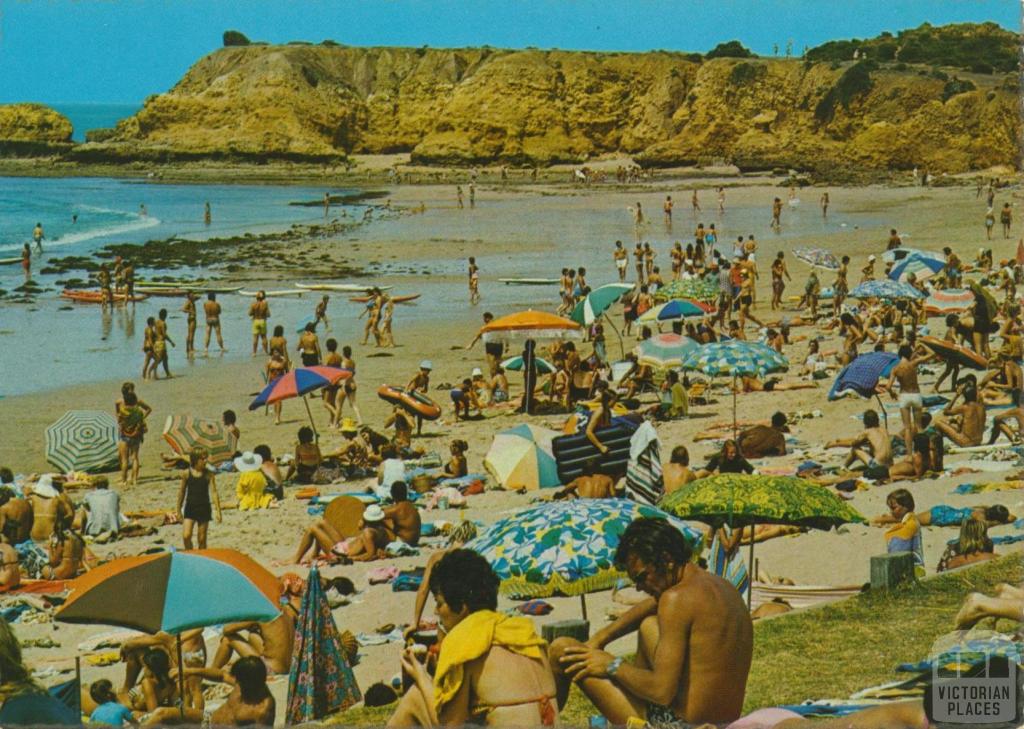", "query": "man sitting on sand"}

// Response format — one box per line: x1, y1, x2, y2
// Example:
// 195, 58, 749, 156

384, 482, 421, 546
825, 409, 893, 479
213, 595, 298, 676
933, 384, 986, 447
142, 656, 275, 727
554, 459, 617, 500
0, 486, 33, 546
737, 411, 788, 458
290, 504, 394, 564
549, 517, 753, 726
